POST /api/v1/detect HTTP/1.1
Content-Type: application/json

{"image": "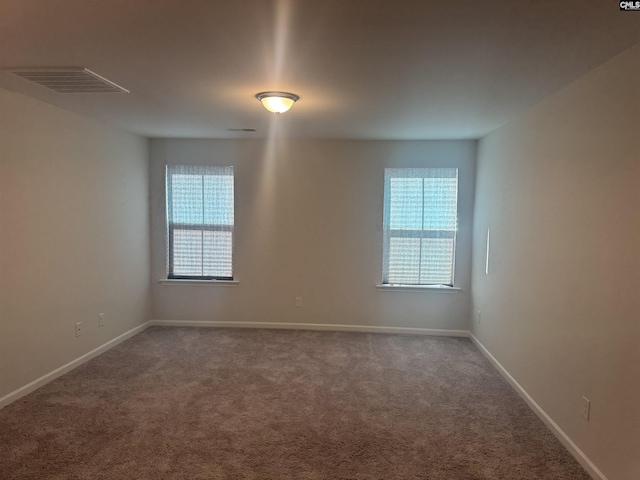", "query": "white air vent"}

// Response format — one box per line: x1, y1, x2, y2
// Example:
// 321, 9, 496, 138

10, 67, 129, 94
